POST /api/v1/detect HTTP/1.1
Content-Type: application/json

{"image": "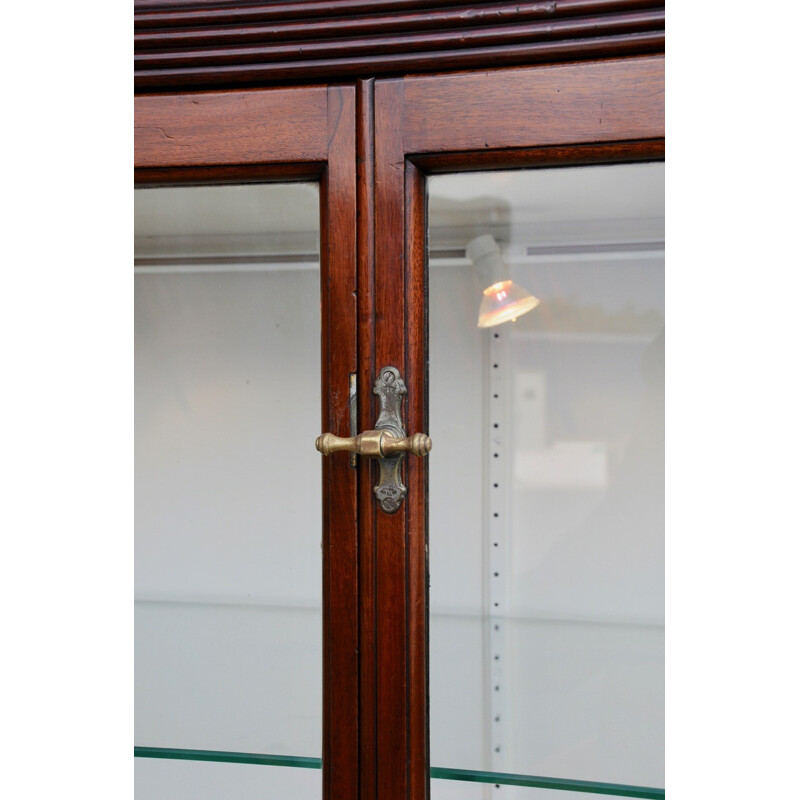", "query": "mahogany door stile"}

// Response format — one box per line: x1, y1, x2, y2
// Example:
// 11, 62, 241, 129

322, 84, 360, 800
356, 77, 378, 800
360, 75, 430, 800
373, 77, 413, 800
404, 157, 429, 800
